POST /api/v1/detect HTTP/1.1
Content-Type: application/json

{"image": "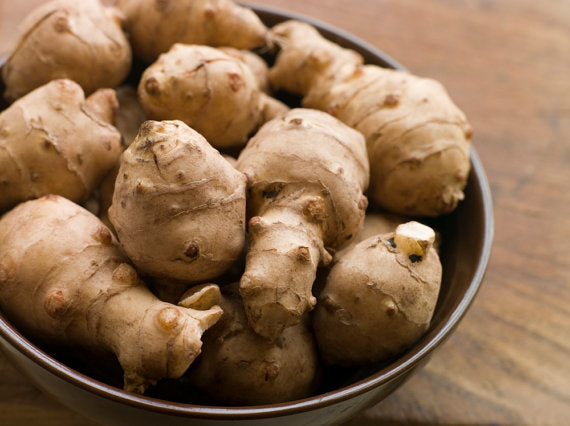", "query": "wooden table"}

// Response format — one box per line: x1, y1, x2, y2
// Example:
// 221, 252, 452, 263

1, 0, 569, 424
